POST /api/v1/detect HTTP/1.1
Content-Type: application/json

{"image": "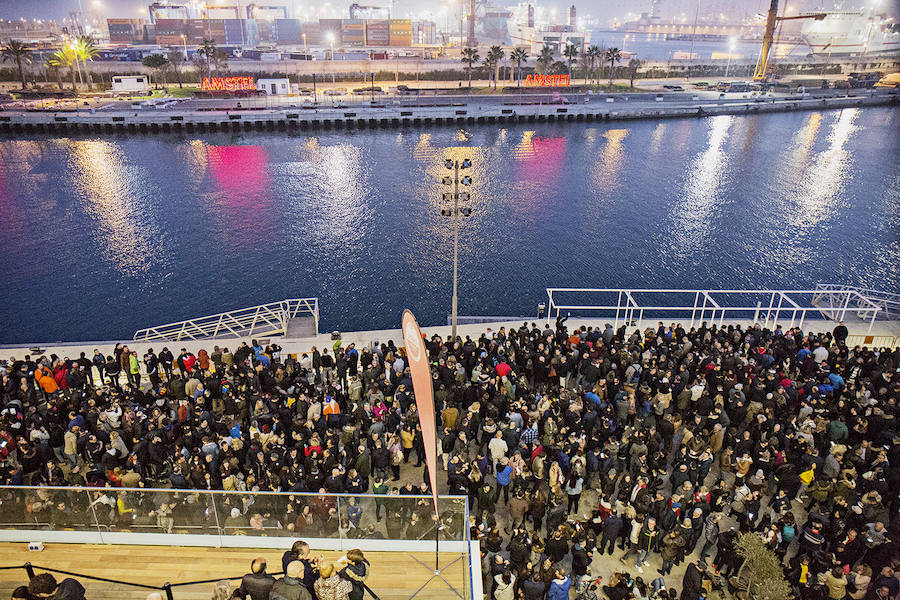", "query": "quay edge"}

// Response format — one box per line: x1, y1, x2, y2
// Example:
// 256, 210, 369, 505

0, 94, 896, 136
